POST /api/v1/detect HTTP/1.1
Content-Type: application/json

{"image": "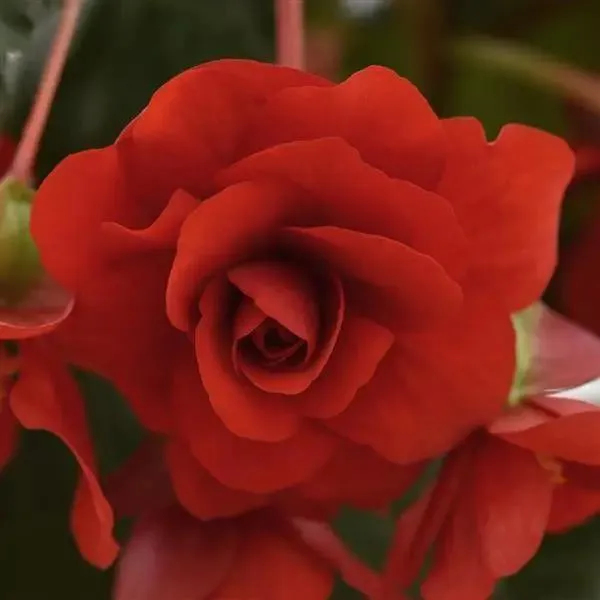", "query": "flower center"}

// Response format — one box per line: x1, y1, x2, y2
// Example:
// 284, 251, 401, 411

244, 319, 307, 368
536, 454, 566, 485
